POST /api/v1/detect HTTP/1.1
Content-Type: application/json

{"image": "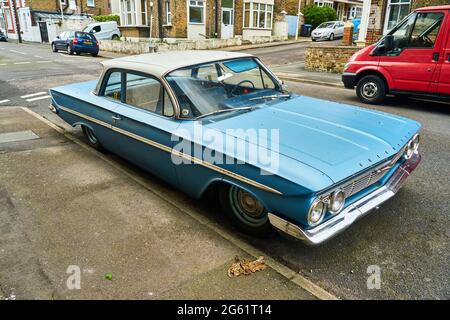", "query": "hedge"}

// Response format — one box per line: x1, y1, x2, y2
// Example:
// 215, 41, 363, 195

93, 15, 120, 24
303, 5, 337, 29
